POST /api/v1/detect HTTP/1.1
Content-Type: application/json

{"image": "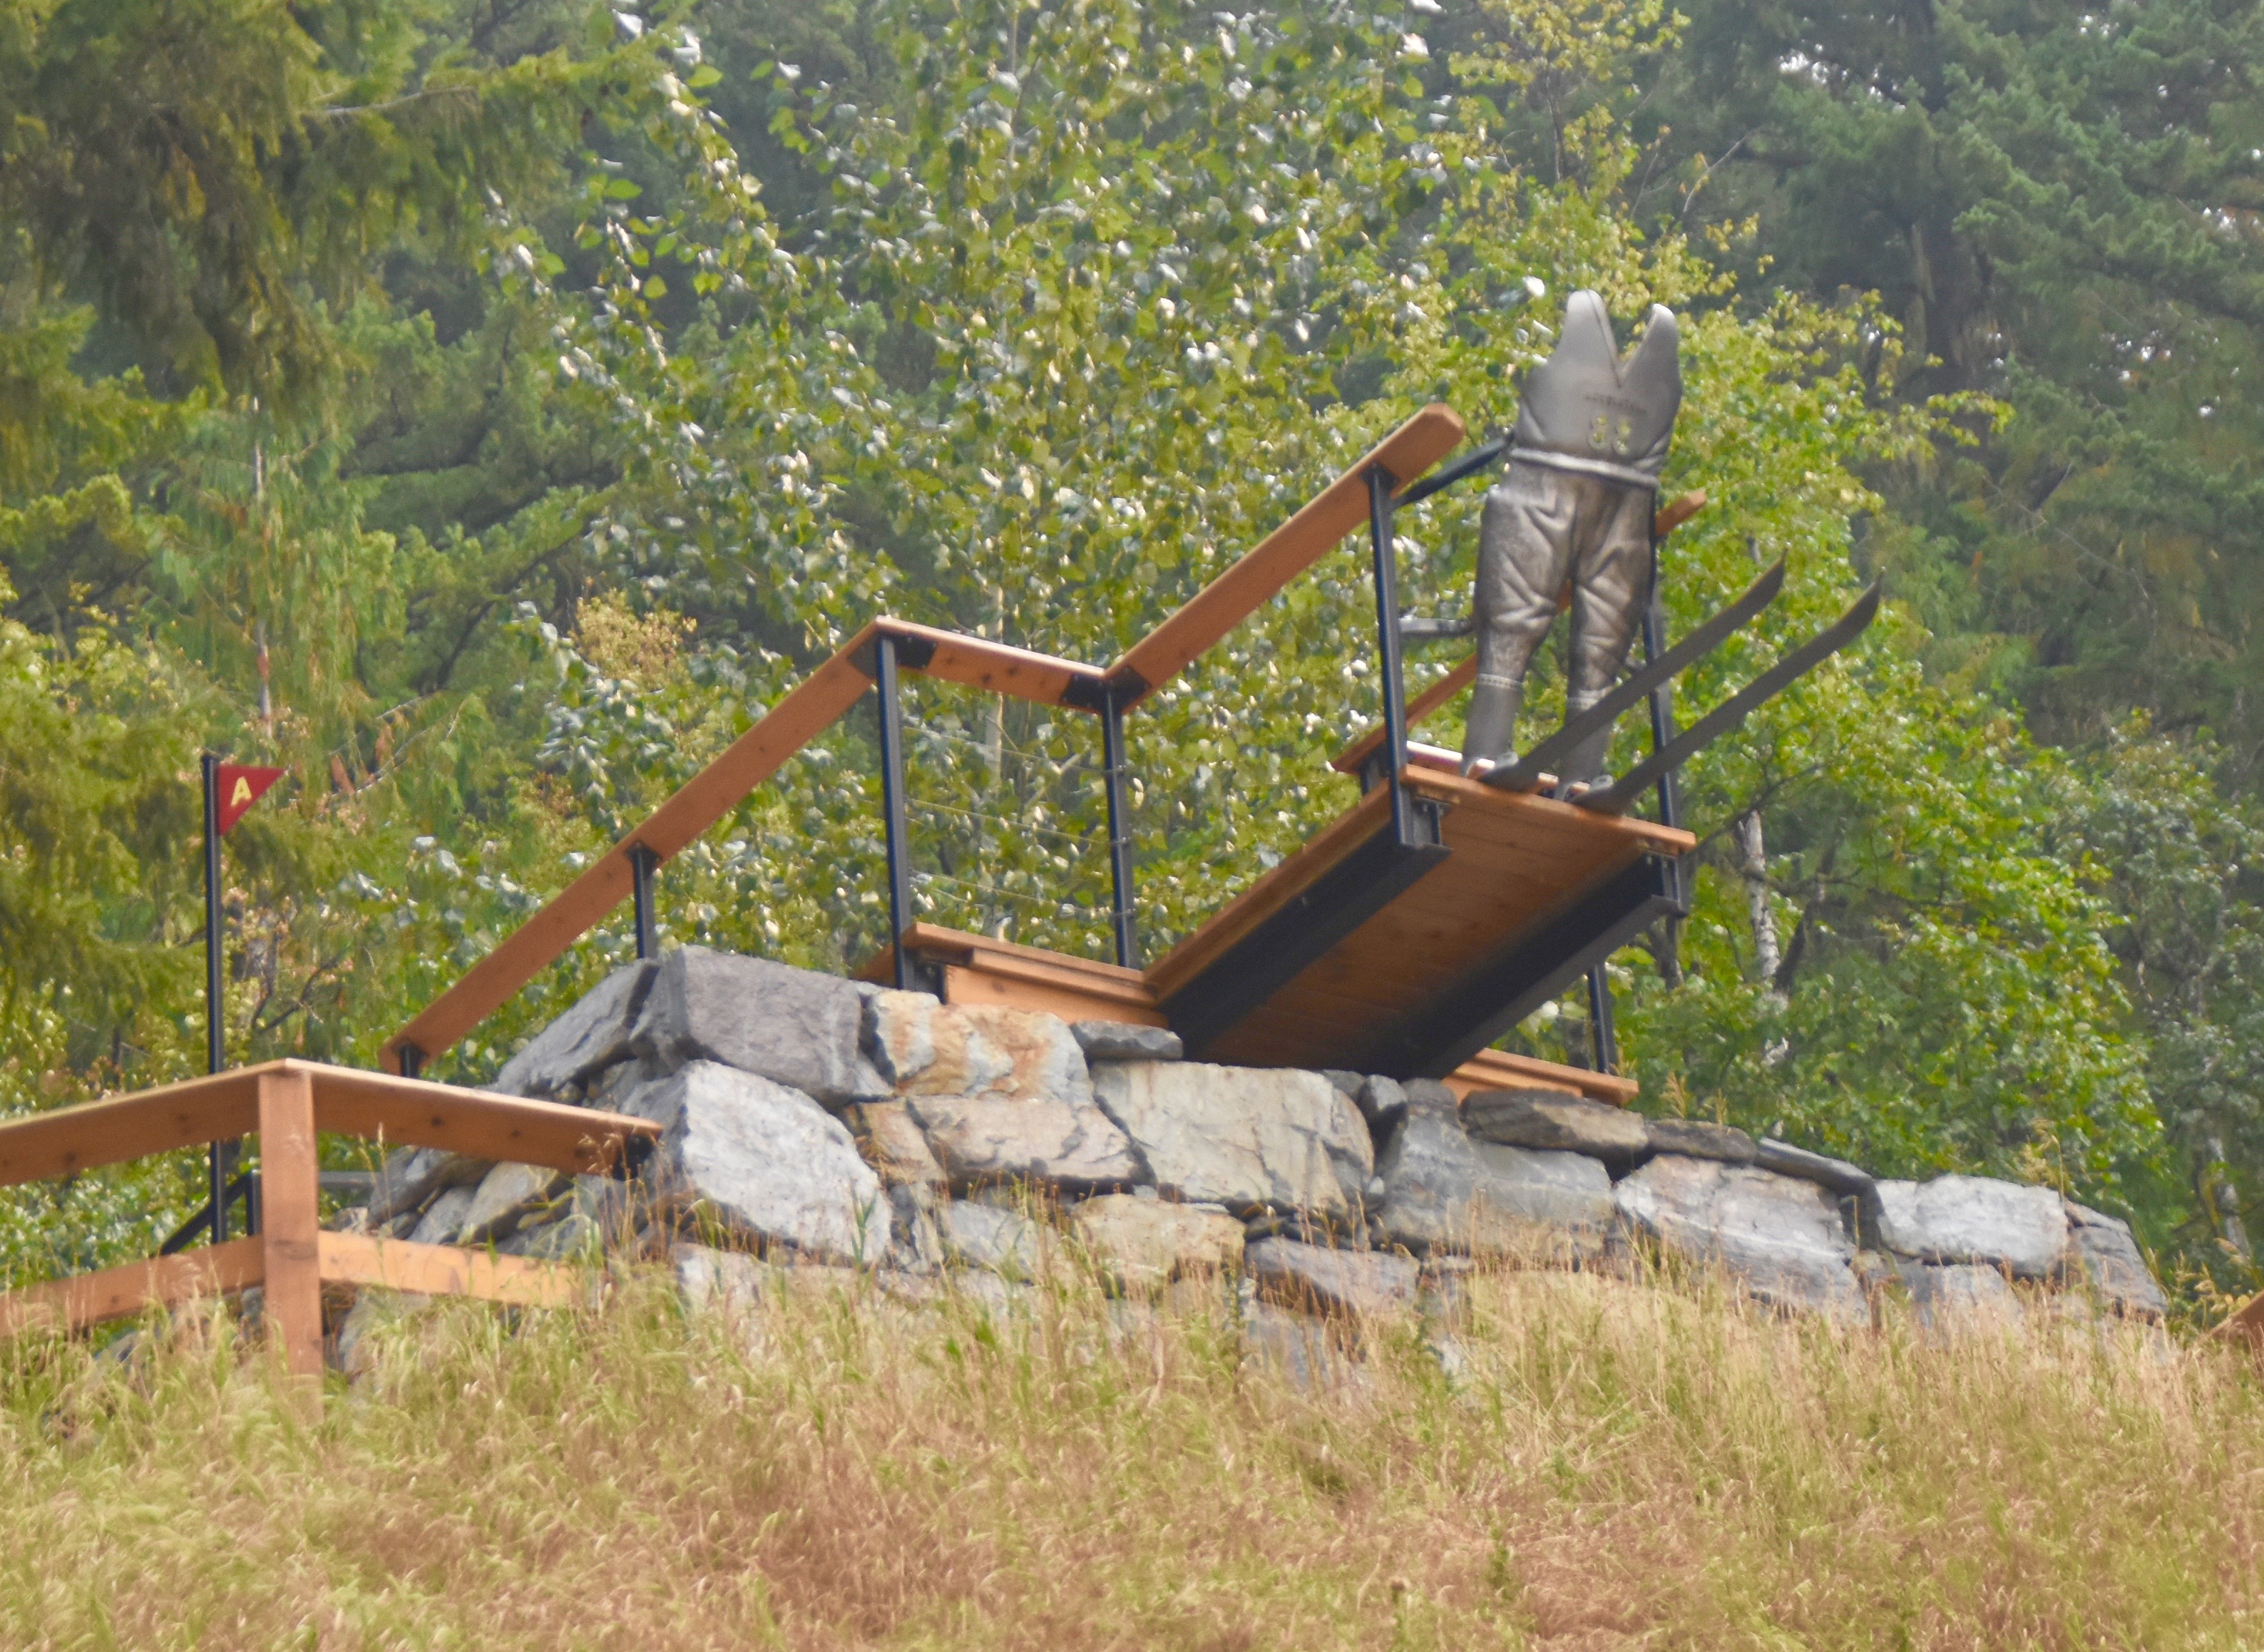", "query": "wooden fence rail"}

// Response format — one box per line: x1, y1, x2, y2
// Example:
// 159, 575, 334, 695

0, 1061, 659, 1407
